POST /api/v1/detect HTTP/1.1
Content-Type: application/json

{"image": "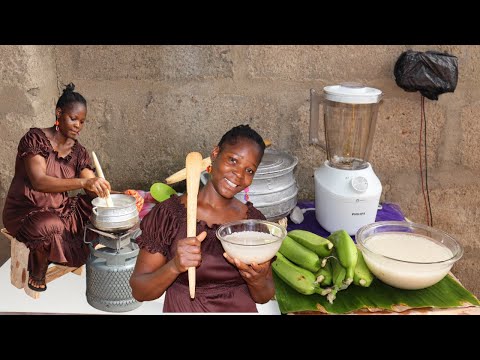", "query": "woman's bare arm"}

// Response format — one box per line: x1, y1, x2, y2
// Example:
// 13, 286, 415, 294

130, 231, 208, 301
129, 249, 182, 301
24, 153, 110, 197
